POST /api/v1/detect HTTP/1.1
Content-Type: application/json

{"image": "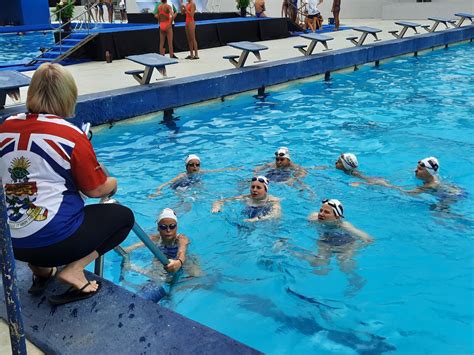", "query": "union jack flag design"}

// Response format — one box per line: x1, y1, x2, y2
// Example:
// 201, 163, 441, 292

0, 113, 104, 248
